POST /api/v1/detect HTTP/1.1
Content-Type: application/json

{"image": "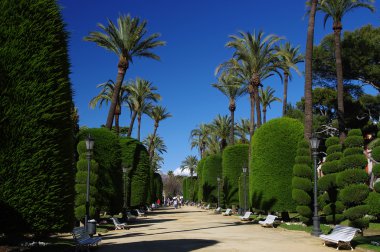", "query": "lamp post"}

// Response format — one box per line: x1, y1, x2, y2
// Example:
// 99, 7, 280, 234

85, 134, 94, 230
310, 134, 322, 237
242, 167, 248, 213
217, 177, 221, 208
122, 167, 127, 214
